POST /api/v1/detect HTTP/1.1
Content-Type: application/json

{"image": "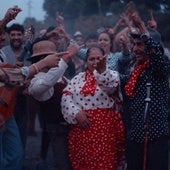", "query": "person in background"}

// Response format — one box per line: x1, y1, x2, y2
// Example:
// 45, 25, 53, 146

77, 33, 98, 61
0, 6, 22, 49
39, 29, 47, 37
75, 33, 98, 73
61, 45, 125, 170
97, 31, 123, 71
45, 25, 76, 79
73, 31, 84, 46
69, 30, 84, 75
